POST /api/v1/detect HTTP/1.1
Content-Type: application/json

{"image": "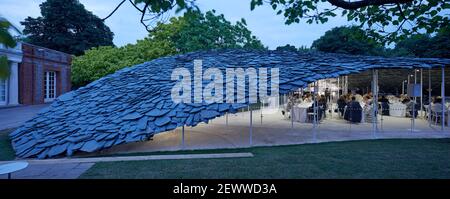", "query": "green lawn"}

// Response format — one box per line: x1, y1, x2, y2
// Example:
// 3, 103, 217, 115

80, 138, 450, 179
0, 129, 15, 161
